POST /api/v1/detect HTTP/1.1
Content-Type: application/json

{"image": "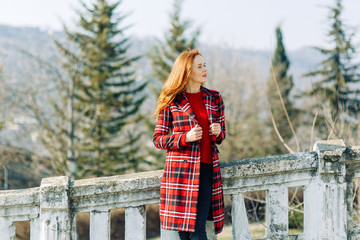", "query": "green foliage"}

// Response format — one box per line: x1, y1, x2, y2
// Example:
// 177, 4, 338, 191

289, 206, 304, 230
55, 0, 147, 177
266, 27, 299, 154
302, 0, 360, 121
